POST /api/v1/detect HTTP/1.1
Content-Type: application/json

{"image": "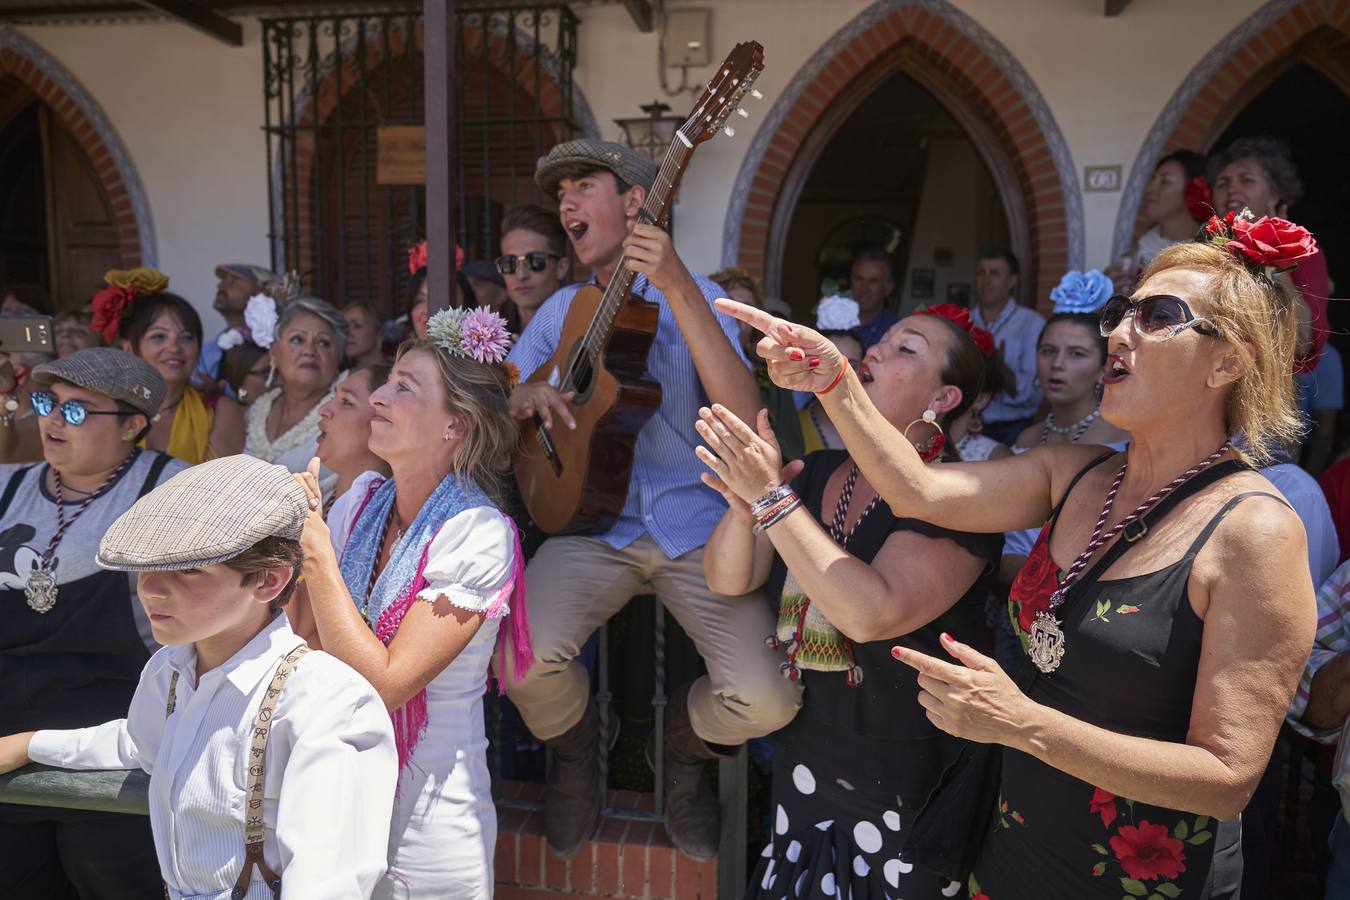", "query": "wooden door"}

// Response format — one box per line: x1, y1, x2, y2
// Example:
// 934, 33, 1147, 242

40, 106, 123, 309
